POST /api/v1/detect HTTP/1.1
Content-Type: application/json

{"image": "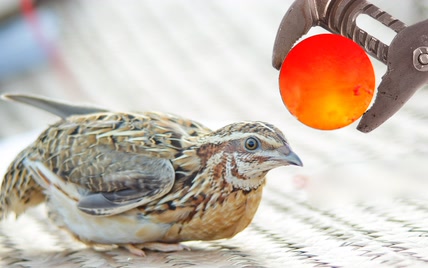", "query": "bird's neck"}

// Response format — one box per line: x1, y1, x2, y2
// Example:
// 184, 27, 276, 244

198, 147, 266, 192
223, 154, 267, 191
